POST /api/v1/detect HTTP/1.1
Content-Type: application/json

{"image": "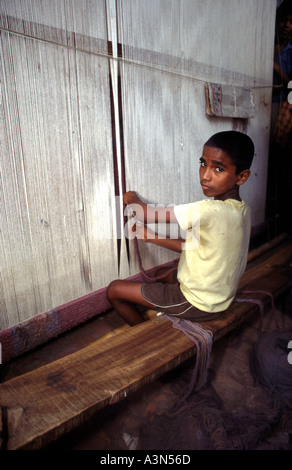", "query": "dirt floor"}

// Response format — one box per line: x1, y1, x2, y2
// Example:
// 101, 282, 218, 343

2, 289, 292, 451
49, 303, 292, 450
